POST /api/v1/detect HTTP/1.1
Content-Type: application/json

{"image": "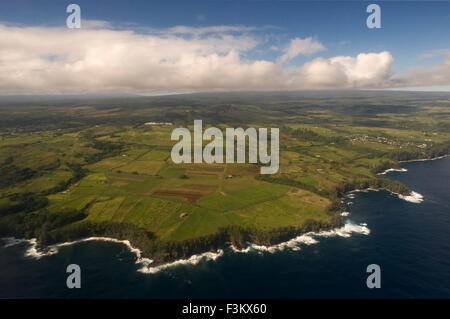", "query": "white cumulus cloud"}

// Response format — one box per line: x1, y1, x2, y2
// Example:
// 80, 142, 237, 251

0, 22, 445, 94
277, 37, 325, 63
398, 52, 450, 87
